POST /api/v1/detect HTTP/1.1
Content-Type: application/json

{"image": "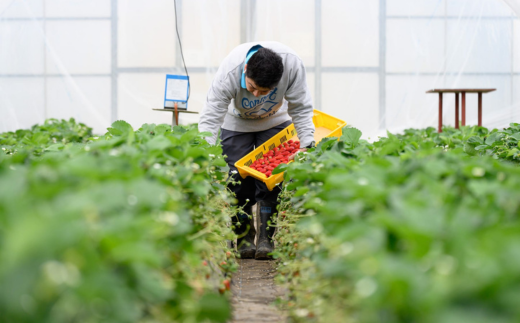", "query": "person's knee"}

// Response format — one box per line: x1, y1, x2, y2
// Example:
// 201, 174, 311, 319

228, 174, 256, 206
